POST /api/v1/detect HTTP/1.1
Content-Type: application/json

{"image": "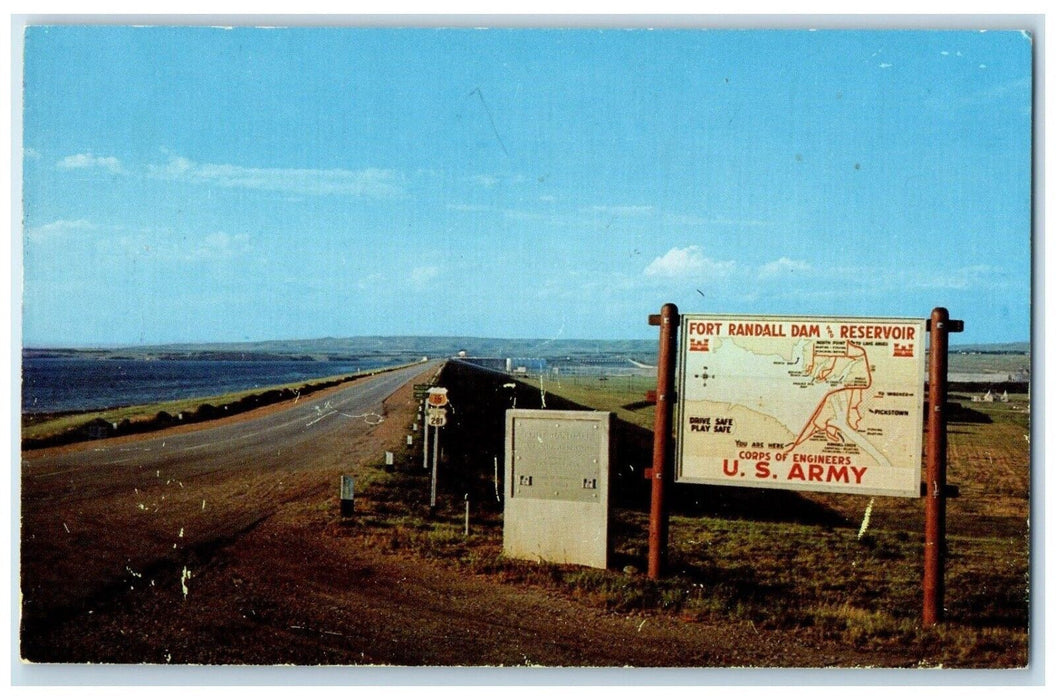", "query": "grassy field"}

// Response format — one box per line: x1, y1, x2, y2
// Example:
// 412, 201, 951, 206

348, 363, 1031, 667
947, 350, 1031, 376
529, 372, 658, 425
